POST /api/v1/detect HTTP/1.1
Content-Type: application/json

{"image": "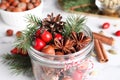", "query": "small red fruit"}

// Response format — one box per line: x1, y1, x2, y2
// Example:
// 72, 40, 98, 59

115, 30, 120, 36
102, 22, 110, 29
35, 29, 41, 37
10, 47, 19, 54
40, 30, 52, 43
33, 38, 46, 50
55, 33, 62, 40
